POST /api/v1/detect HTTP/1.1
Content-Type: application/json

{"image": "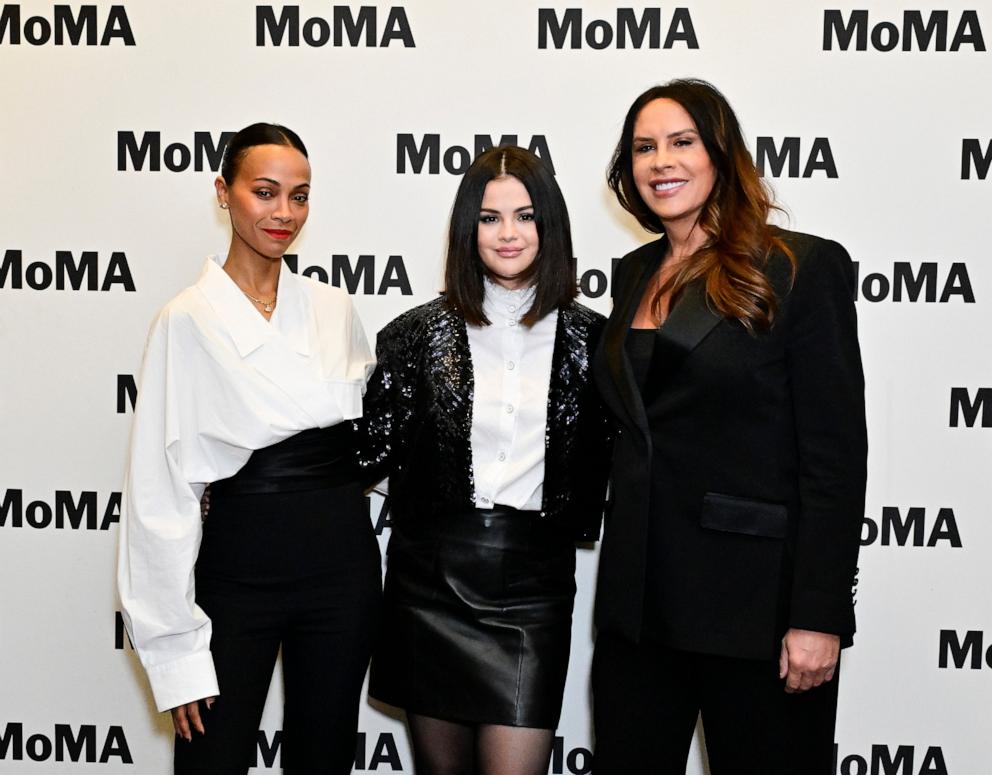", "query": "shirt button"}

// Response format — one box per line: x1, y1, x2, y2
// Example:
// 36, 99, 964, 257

506, 404, 515, 414
508, 304, 517, 313
508, 319, 517, 327
507, 361, 515, 370
497, 451, 506, 461
480, 496, 491, 506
